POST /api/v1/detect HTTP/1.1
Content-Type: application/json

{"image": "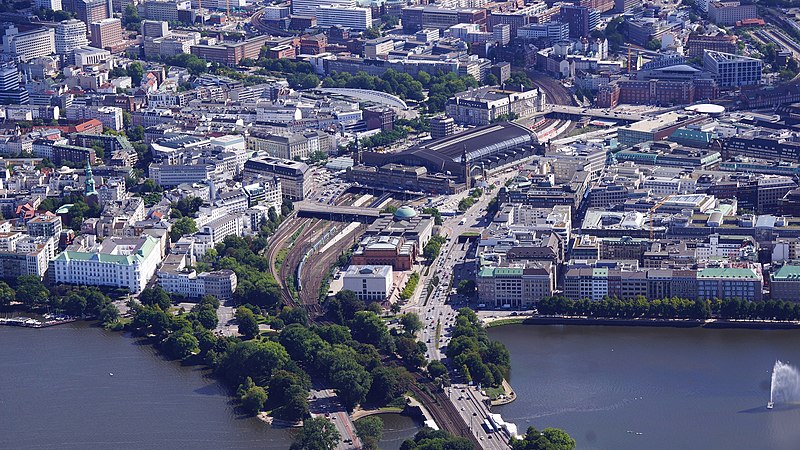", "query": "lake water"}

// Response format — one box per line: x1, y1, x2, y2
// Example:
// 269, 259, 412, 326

0, 323, 421, 449
490, 324, 800, 450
